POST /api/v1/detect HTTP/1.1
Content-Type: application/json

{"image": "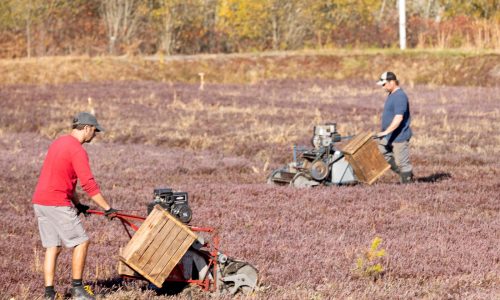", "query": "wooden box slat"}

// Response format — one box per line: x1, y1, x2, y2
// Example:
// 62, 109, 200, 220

134, 221, 177, 270
340, 132, 390, 185
153, 237, 194, 283
140, 225, 181, 274
149, 230, 191, 281
342, 132, 373, 155
117, 247, 142, 278
119, 205, 197, 287
120, 210, 165, 261
129, 217, 169, 263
